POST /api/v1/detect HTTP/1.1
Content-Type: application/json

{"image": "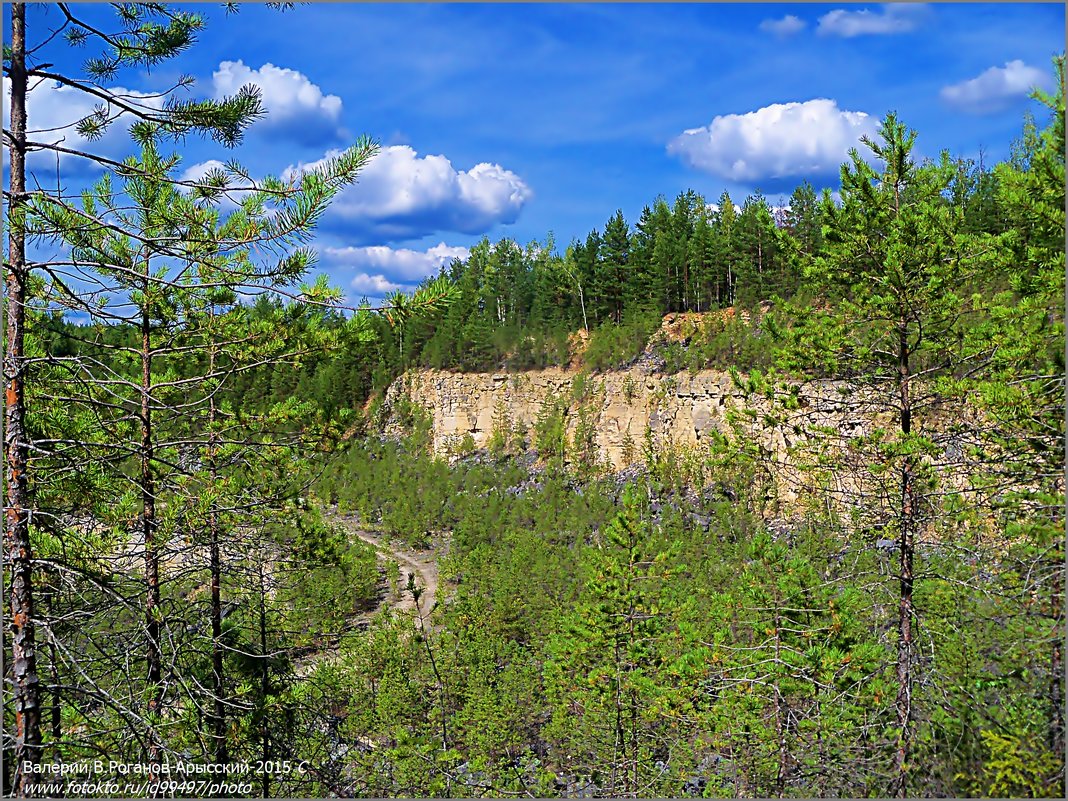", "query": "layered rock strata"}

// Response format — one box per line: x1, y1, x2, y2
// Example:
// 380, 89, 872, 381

383, 368, 923, 510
